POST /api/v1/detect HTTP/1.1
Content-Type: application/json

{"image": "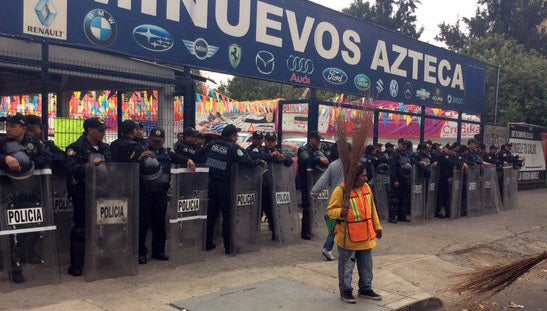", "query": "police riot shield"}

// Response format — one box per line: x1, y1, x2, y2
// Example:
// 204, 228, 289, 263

269, 163, 300, 245
370, 173, 390, 221
230, 164, 264, 255
509, 168, 519, 209
0, 169, 60, 291
480, 166, 502, 214
449, 168, 464, 219
84, 163, 139, 282
307, 168, 329, 241
465, 167, 482, 217
425, 166, 439, 220
51, 169, 72, 265
502, 166, 513, 209
166, 167, 208, 266
410, 165, 426, 223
